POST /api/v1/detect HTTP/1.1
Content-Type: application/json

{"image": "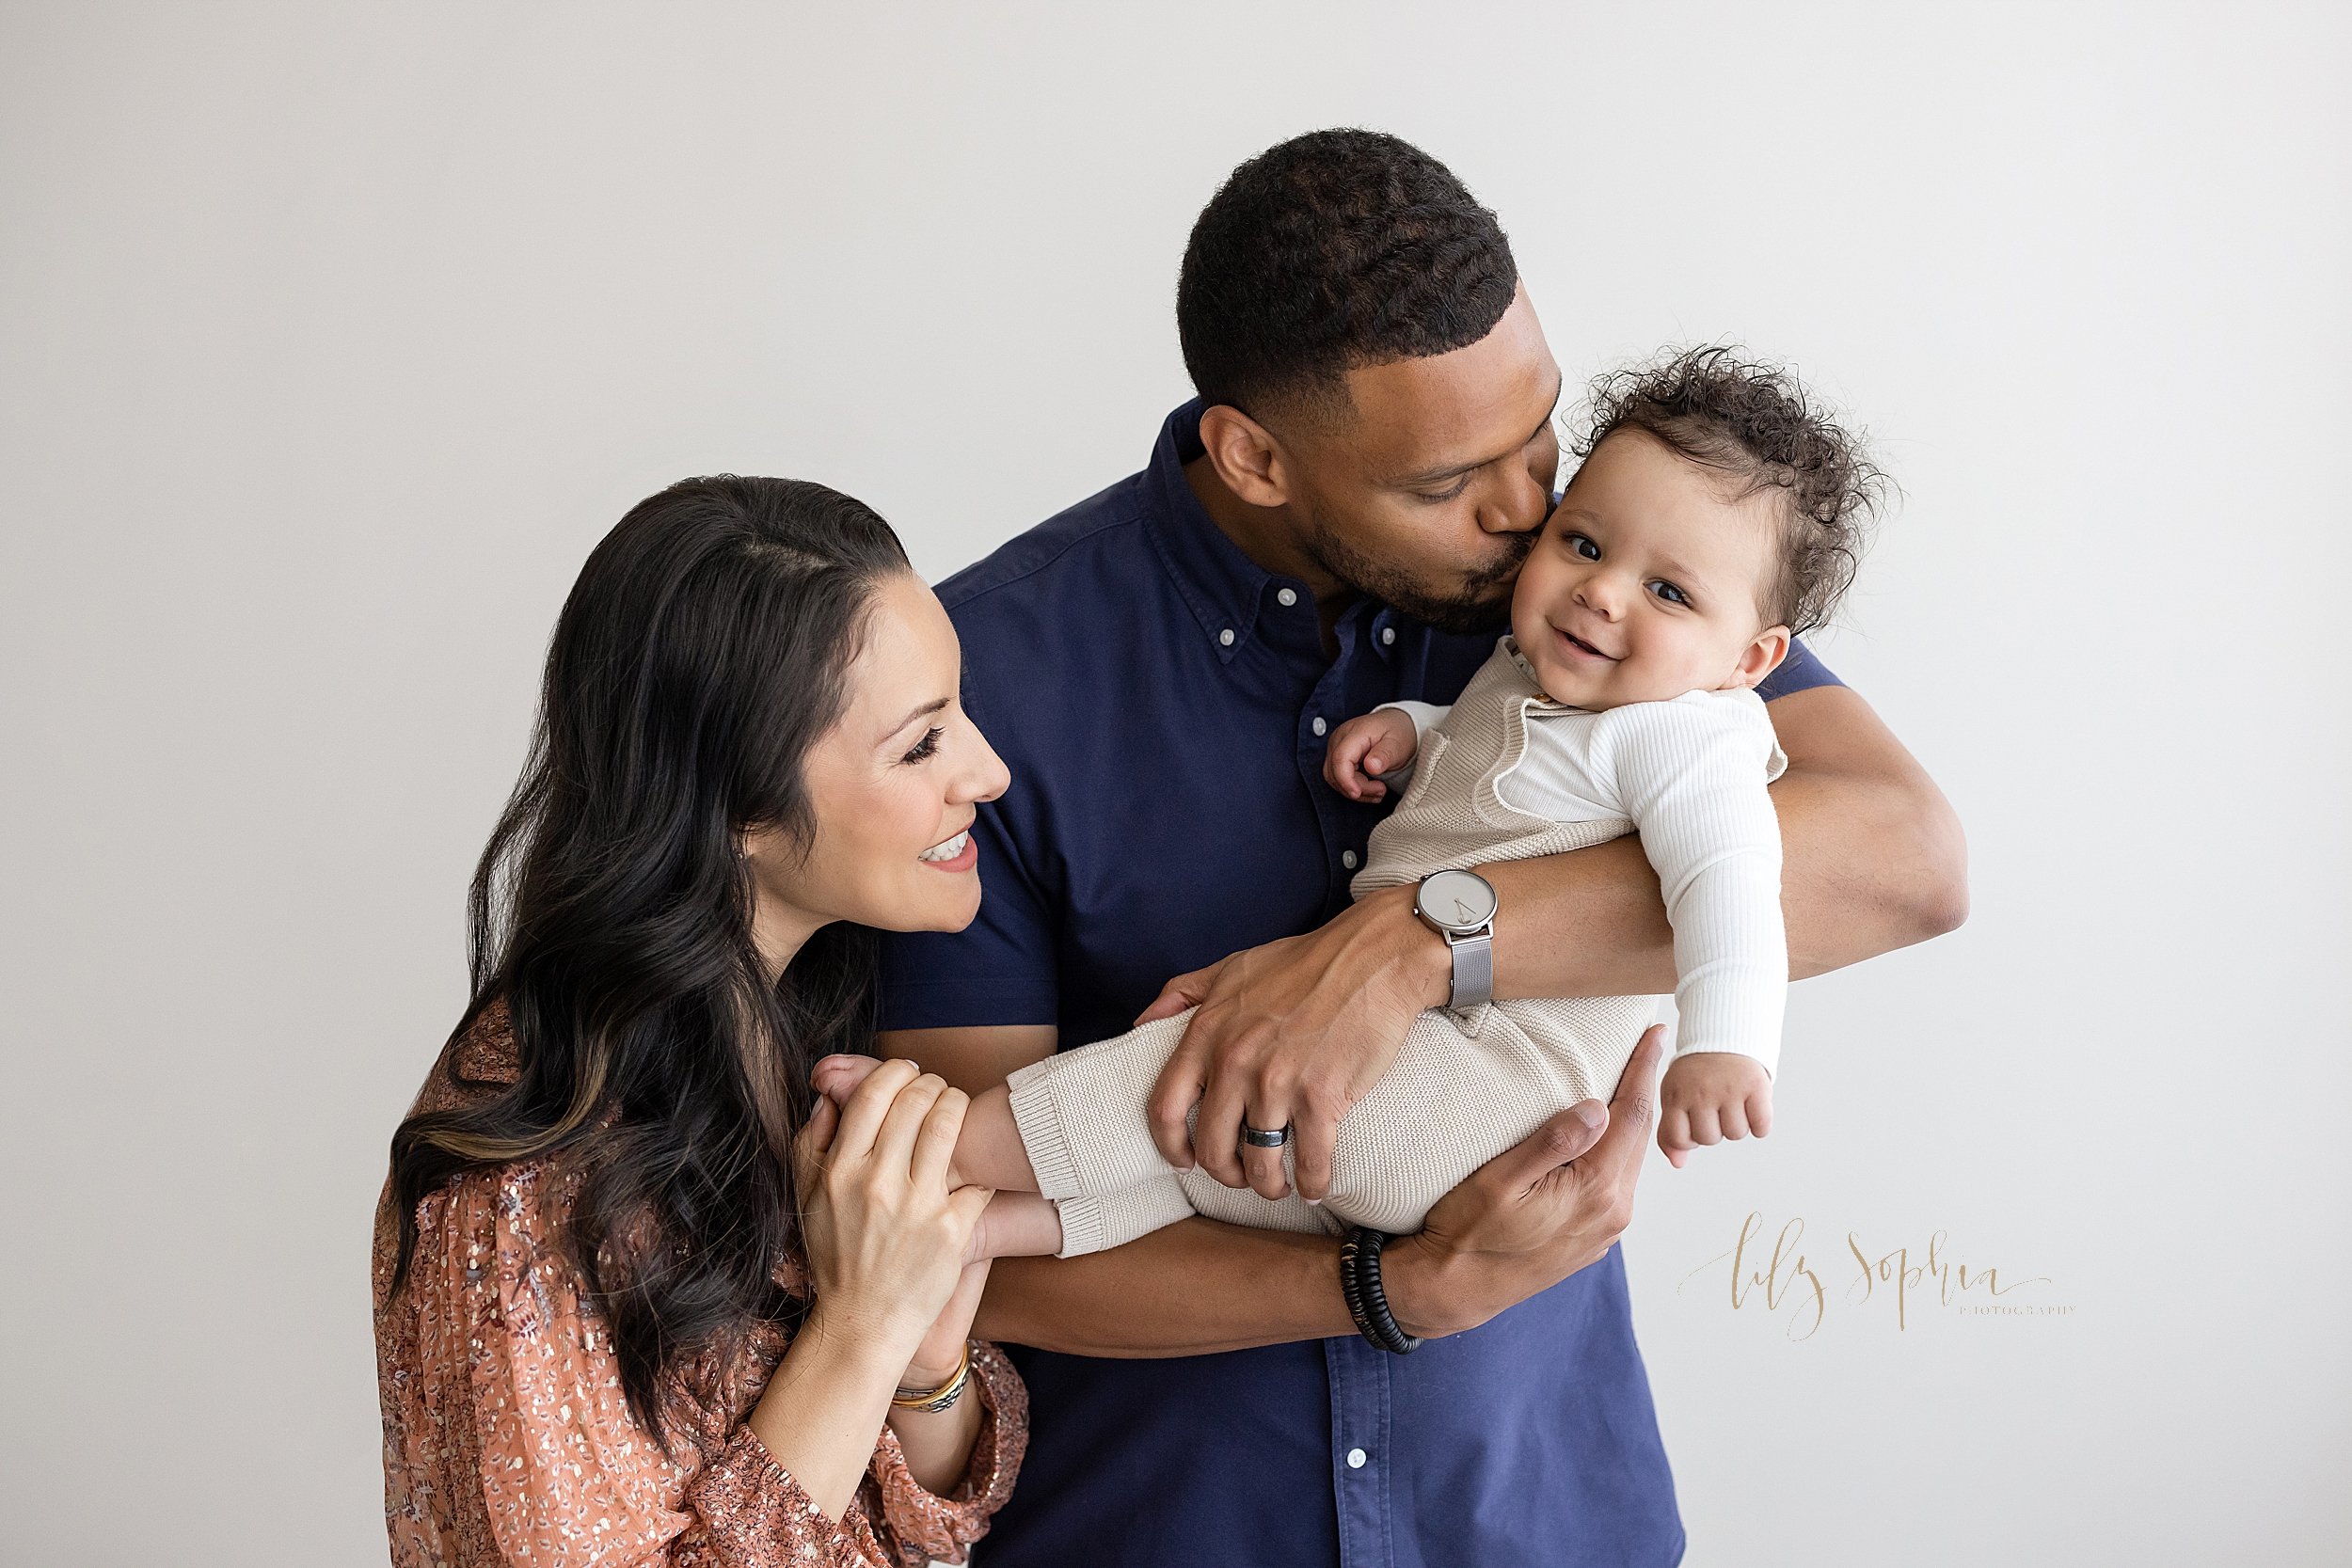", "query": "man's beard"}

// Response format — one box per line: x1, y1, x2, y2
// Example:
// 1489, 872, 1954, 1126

1301, 517, 1535, 635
